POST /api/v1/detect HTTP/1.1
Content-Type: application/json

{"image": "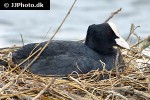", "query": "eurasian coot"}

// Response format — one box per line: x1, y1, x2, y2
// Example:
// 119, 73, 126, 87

12, 22, 130, 75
